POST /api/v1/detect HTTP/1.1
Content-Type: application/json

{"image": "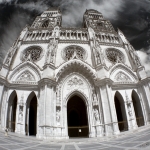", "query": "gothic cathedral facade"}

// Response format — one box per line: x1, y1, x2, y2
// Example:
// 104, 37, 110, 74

0, 8, 150, 139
